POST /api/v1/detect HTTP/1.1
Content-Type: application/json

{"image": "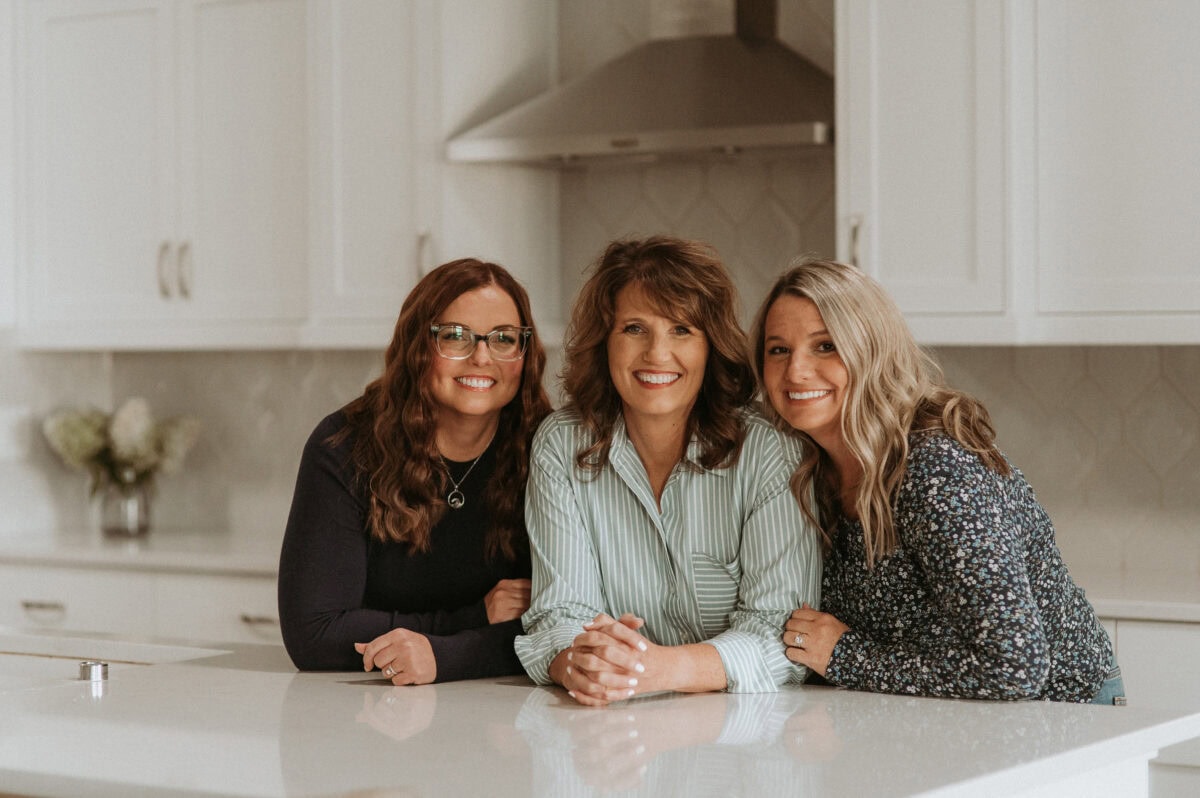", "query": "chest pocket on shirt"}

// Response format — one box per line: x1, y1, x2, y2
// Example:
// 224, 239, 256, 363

691, 553, 742, 638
